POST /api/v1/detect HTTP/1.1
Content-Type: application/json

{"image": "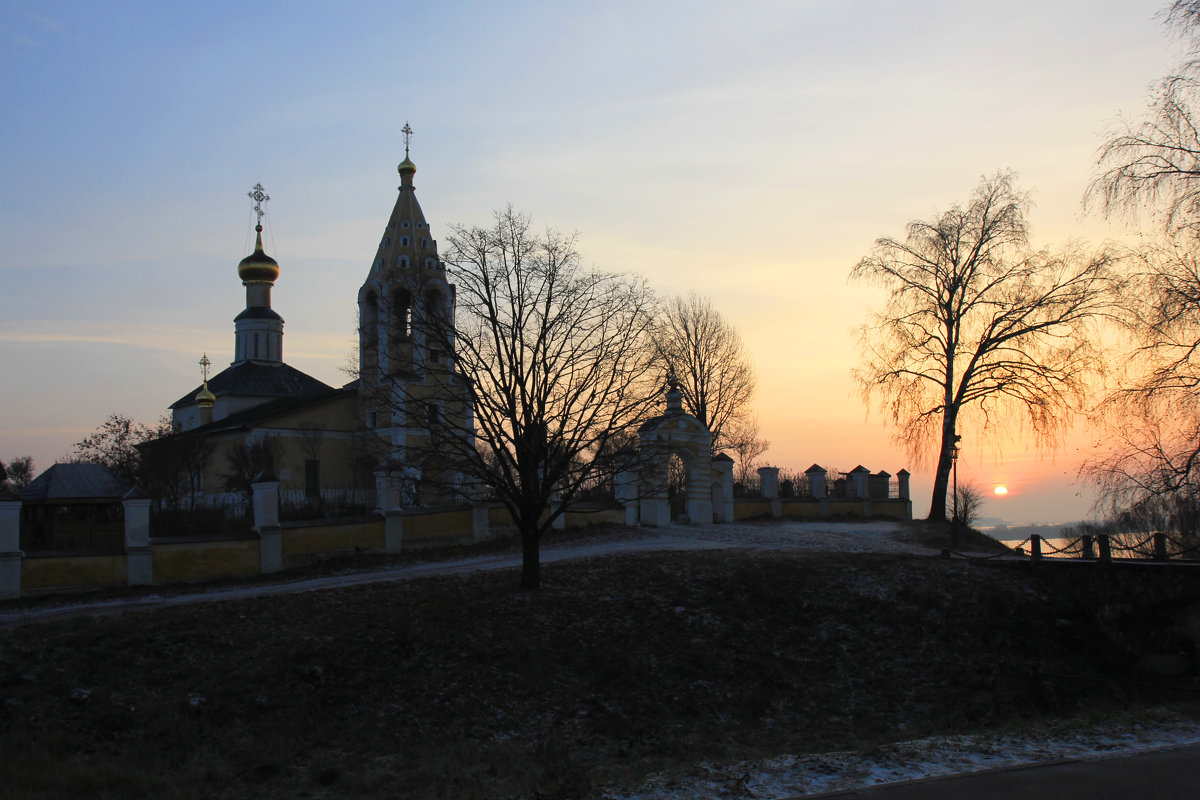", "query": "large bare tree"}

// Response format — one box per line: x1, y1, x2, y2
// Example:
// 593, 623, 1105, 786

413, 207, 660, 590
654, 293, 757, 453
1084, 3, 1200, 532
1089, 2, 1200, 232
852, 172, 1115, 520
